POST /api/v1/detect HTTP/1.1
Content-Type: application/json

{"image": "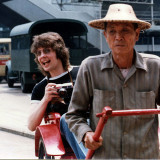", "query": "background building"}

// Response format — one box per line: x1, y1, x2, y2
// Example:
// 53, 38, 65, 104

0, 0, 159, 54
